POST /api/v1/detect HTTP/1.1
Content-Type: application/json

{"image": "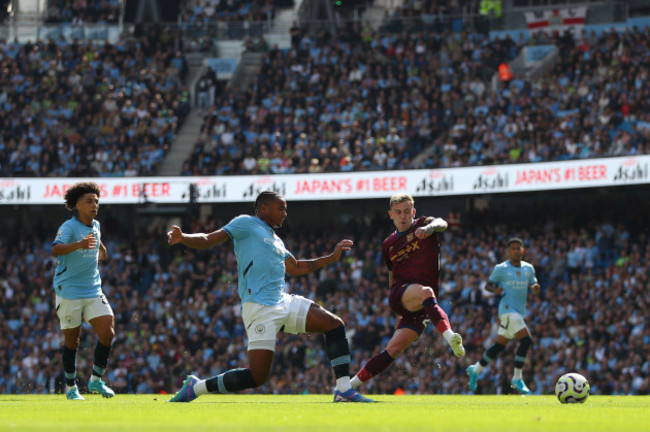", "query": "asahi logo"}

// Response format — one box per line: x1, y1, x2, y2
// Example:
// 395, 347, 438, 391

243, 178, 286, 199
613, 159, 648, 182
183, 179, 227, 202
0, 185, 31, 202
473, 168, 509, 191
415, 171, 454, 194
